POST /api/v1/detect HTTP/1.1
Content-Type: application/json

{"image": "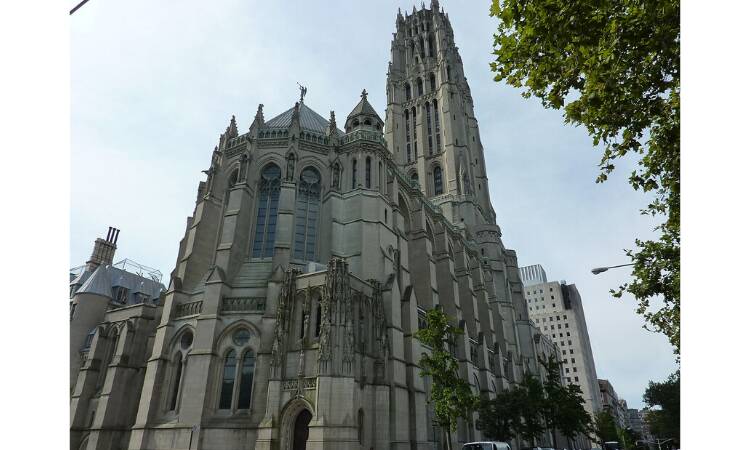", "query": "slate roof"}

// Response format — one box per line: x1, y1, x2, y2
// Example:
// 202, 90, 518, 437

347, 95, 382, 122
72, 264, 165, 305
263, 102, 344, 135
